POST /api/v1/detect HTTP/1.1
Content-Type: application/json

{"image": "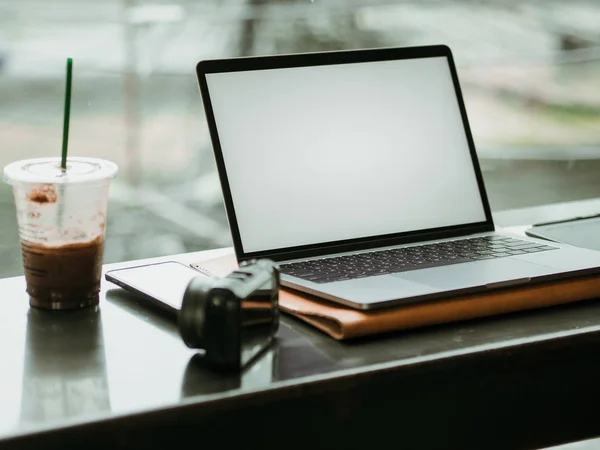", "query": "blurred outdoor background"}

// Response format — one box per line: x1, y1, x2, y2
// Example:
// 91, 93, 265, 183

1, 0, 600, 277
